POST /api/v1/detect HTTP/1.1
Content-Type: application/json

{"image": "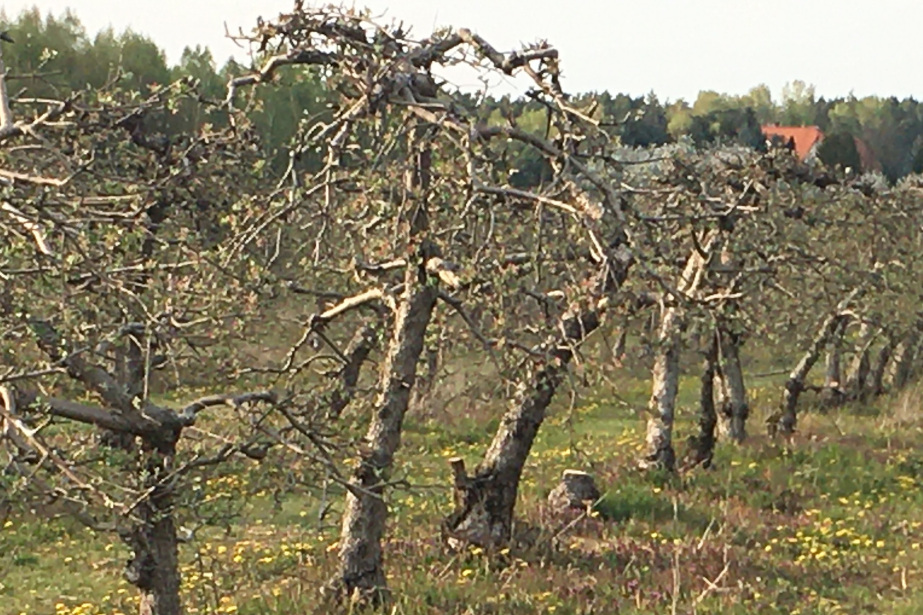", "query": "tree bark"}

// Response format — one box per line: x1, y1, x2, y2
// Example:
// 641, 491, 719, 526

126, 441, 182, 615
823, 324, 844, 389
688, 331, 718, 468
443, 308, 602, 548
335, 129, 437, 603
776, 312, 850, 435
443, 240, 633, 549
0, 41, 14, 133
715, 324, 748, 443
23, 274, 272, 615
844, 322, 875, 401
642, 232, 717, 470
335, 279, 437, 601
865, 337, 897, 400
643, 308, 683, 470
820, 318, 849, 407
